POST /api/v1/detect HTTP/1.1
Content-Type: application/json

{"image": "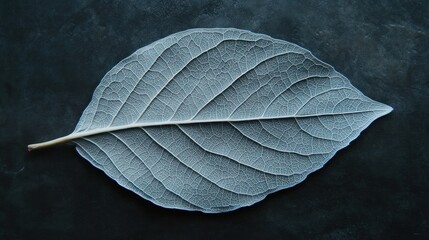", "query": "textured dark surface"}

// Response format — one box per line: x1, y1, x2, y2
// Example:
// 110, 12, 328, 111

1, 0, 428, 239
